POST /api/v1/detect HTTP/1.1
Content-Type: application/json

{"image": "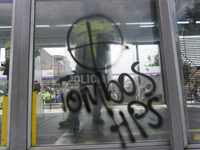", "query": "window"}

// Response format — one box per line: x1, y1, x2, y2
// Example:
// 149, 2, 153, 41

33, 0, 169, 147
175, 0, 200, 145
0, 1, 12, 146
